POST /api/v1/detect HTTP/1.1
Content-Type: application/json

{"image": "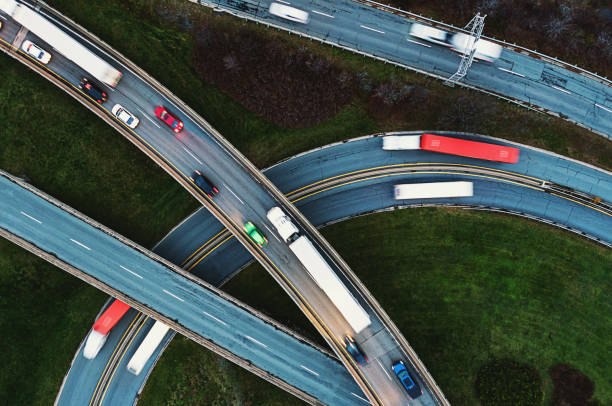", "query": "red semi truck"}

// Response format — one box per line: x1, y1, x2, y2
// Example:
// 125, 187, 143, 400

83, 299, 131, 359
420, 133, 520, 163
